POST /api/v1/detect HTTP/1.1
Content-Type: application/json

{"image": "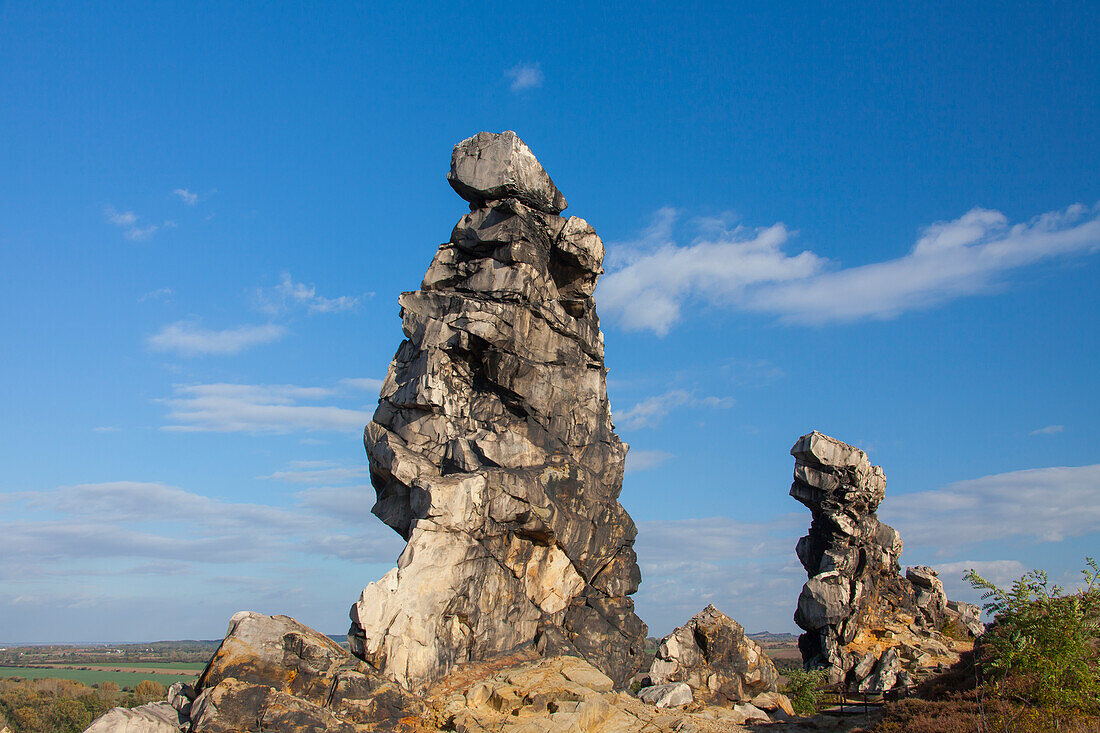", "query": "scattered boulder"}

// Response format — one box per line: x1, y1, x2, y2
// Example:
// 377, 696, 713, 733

647, 604, 779, 705
731, 703, 771, 723
750, 691, 796, 716
83, 703, 186, 733
349, 130, 647, 690
790, 431, 981, 691
637, 682, 693, 708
